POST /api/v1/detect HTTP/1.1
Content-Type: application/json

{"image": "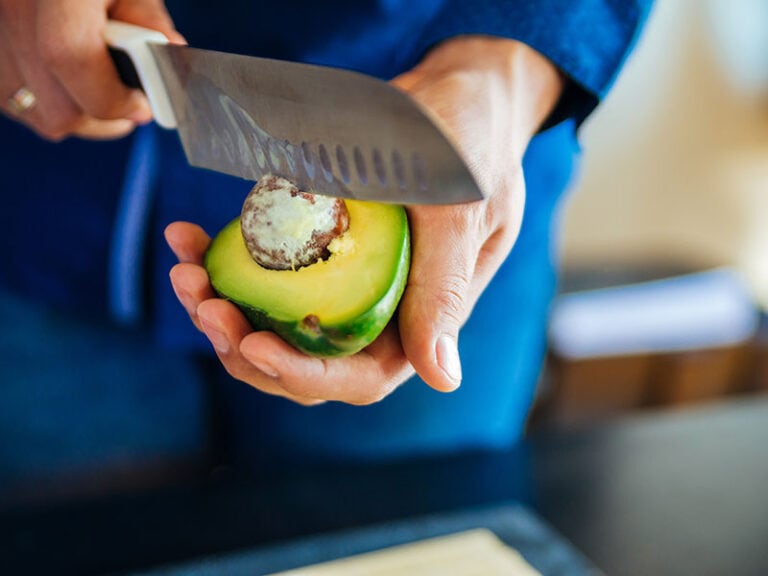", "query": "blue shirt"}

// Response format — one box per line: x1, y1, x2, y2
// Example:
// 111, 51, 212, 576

0, 0, 652, 464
